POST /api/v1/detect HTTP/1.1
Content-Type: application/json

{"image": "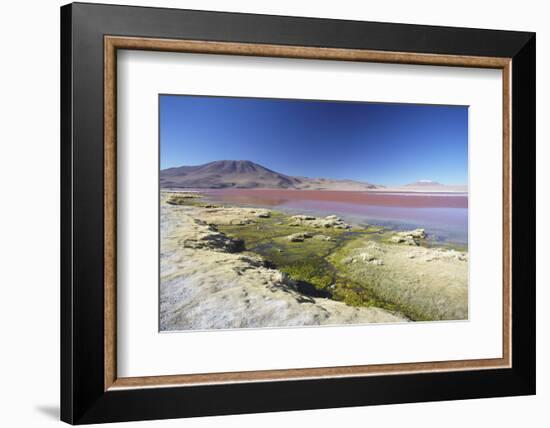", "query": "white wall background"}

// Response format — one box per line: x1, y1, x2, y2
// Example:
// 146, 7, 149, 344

0, 0, 546, 427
